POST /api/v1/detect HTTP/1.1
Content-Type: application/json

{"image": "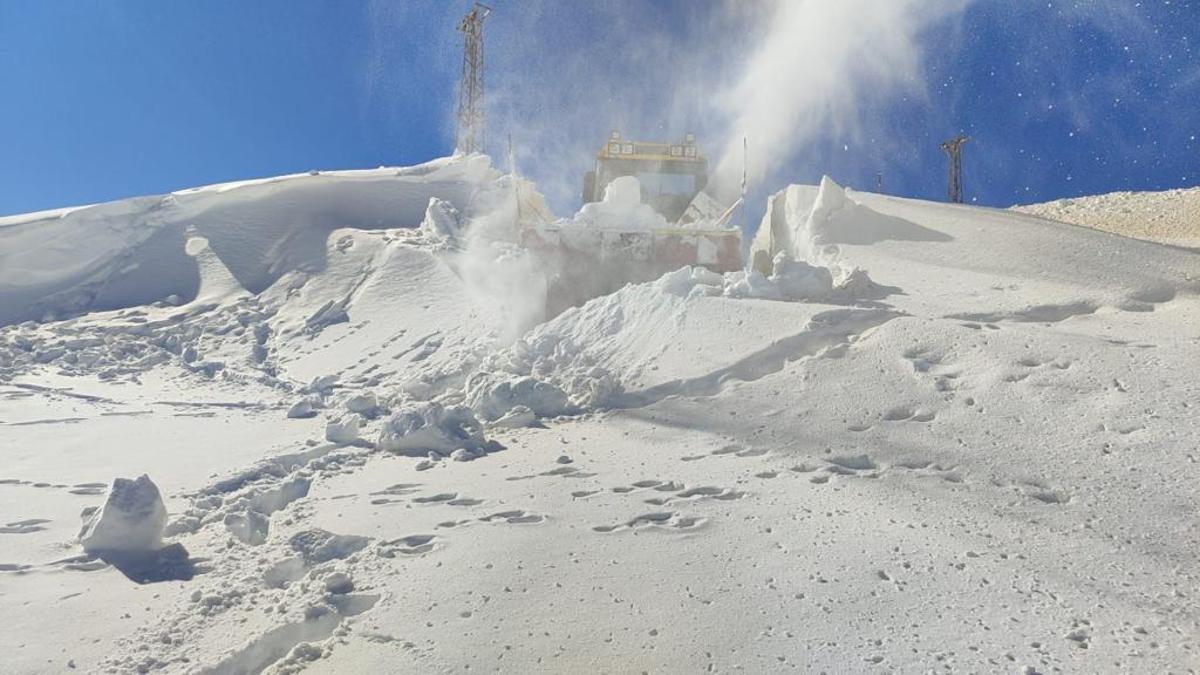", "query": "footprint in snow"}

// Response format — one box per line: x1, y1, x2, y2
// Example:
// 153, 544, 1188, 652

378, 534, 437, 556
413, 493, 458, 504
592, 511, 706, 533
479, 510, 545, 525
0, 519, 51, 534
